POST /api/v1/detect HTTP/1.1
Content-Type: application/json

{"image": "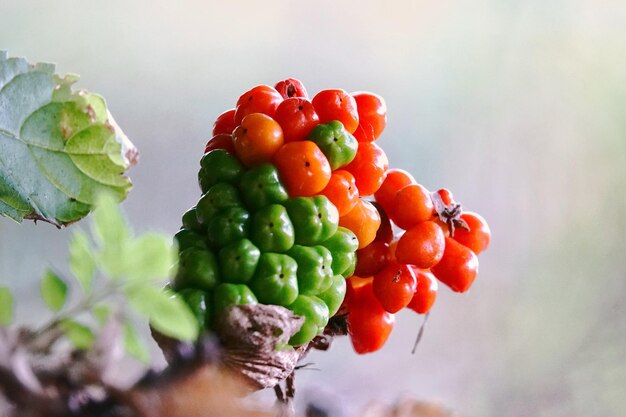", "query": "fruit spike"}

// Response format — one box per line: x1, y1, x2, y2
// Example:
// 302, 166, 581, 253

177, 78, 490, 355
